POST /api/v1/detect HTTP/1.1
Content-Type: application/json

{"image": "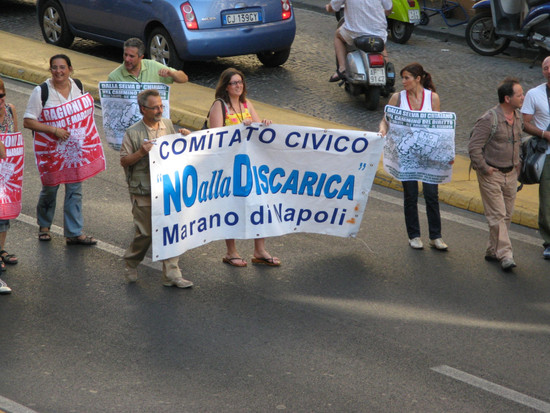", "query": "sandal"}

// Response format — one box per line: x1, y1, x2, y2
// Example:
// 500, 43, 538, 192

66, 235, 97, 246
329, 69, 346, 83
0, 261, 5, 272
251, 256, 281, 266
222, 256, 247, 267
38, 228, 51, 242
0, 250, 18, 265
